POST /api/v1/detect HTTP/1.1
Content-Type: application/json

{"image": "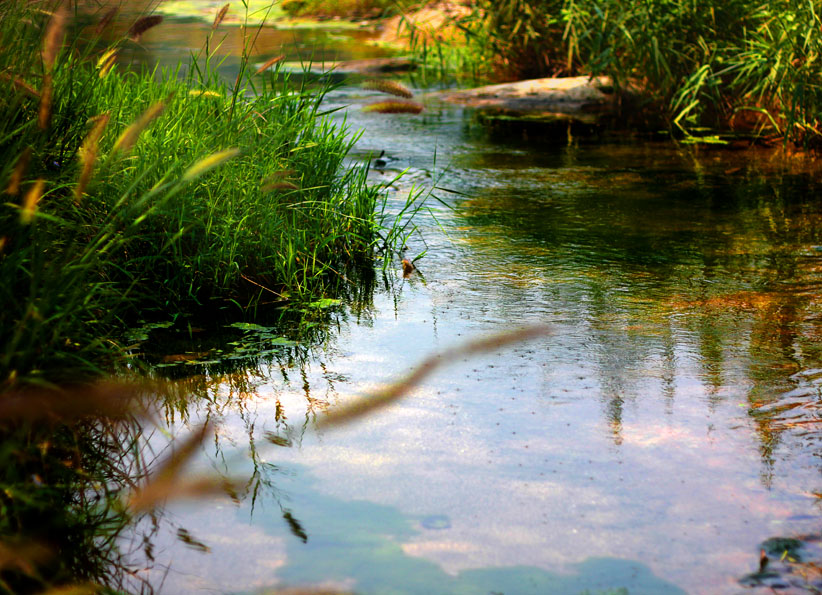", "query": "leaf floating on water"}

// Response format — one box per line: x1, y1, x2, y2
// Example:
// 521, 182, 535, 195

227, 321, 272, 332
161, 352, 209, 363
307, 298, 341, 309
